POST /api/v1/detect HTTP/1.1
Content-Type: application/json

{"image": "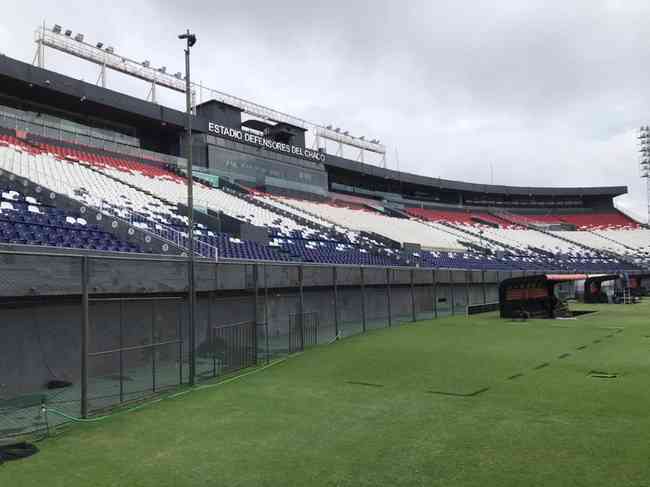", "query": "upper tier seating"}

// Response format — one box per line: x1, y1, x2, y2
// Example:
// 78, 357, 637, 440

407, 208, 516, 228
555, 212, 639, 229
276, 198, 484, 252
592, 228, 650, 254
58, 148, 328, 242
405, 205, 646, 258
